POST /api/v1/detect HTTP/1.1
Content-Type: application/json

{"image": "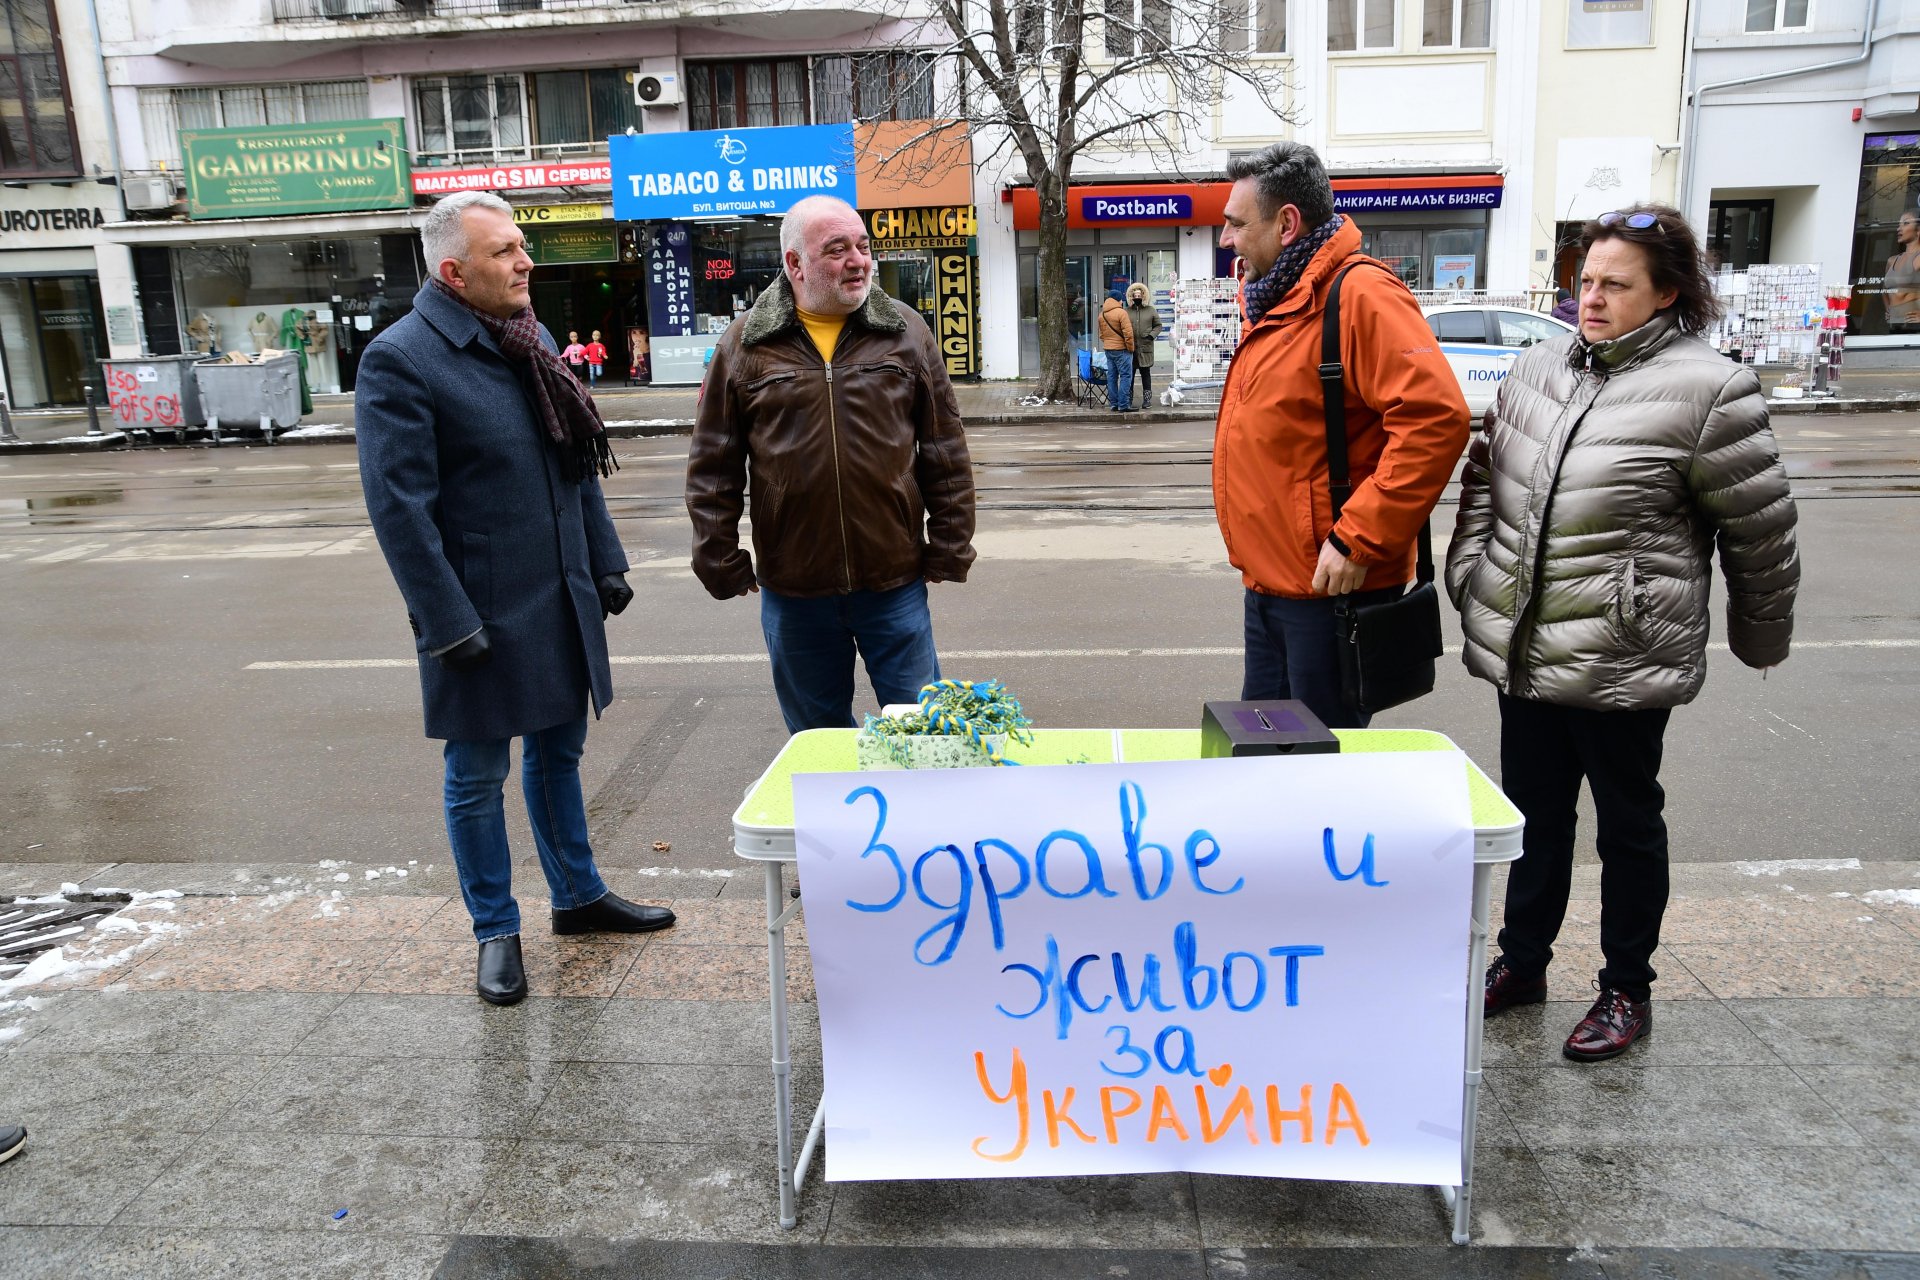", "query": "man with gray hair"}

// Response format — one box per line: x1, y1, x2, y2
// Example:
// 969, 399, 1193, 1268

356, 189, 674, 1007
687, 194, 976, 732
1212, 142, 1467, 728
